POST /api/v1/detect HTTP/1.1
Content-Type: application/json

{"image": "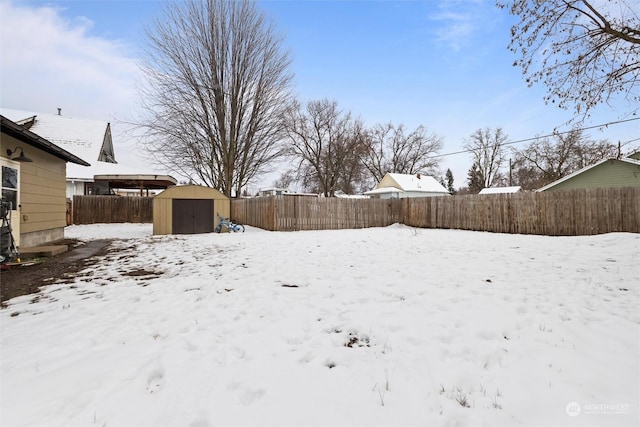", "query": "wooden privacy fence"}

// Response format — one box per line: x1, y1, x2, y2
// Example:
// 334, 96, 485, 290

73, 196, 153, 224
232, 187, 640, 236
231, 196, 403, 231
